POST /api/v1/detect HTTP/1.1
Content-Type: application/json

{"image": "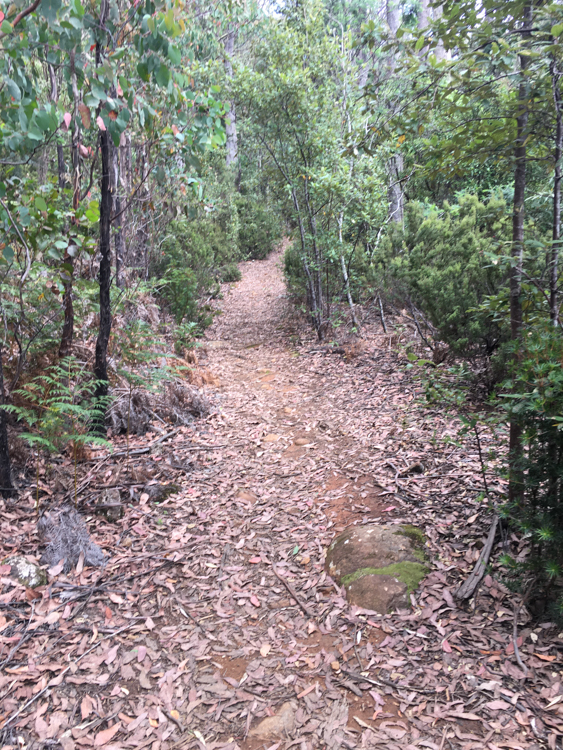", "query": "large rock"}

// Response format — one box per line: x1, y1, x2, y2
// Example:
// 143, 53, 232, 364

3, 555, 47, 588
325, 524, 428, 613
